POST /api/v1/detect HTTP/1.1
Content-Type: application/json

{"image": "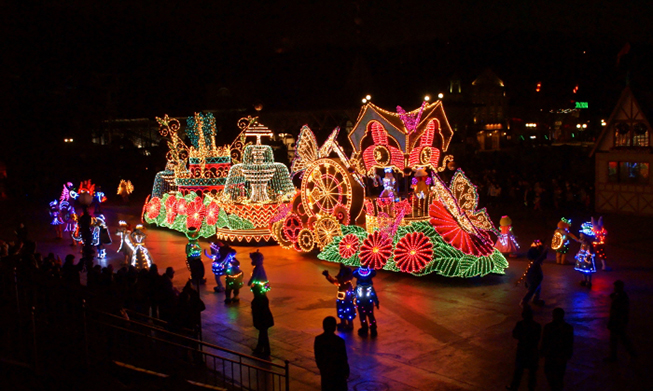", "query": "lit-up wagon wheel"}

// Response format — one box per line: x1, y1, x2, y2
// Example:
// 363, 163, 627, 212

314, 216, 342, 250
301, 159, 353, 218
